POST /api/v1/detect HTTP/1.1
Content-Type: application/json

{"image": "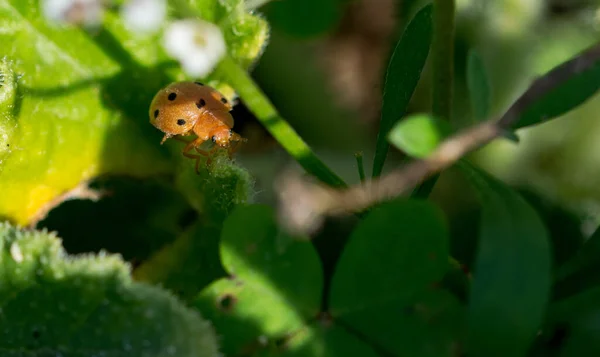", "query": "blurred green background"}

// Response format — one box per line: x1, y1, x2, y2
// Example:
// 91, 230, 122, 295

234, 0, 600, 230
